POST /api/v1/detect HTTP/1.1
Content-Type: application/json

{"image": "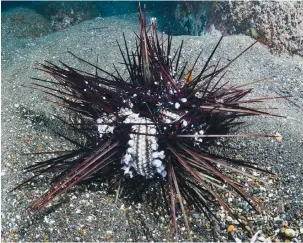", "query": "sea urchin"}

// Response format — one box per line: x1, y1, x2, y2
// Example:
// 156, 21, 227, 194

16, 4, 286, 240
